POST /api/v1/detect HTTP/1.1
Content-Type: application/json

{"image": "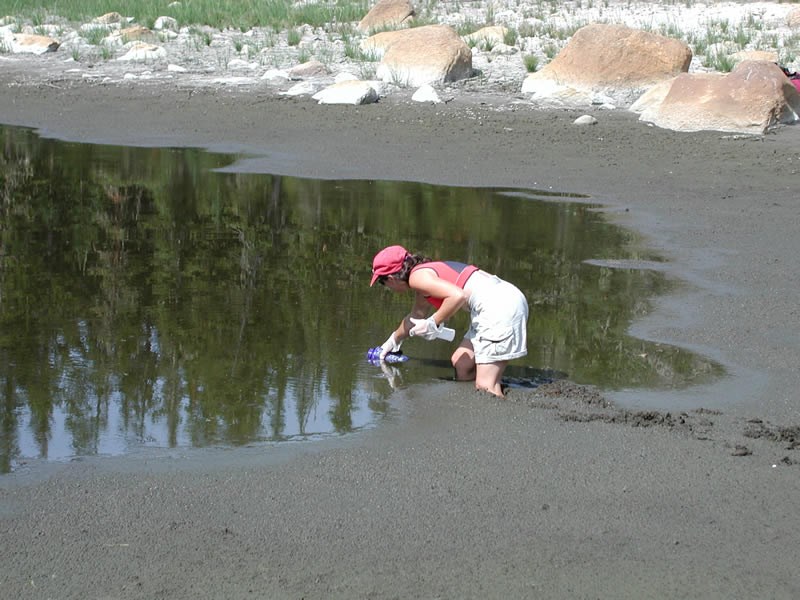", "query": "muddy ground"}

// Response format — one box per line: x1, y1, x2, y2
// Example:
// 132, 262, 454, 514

1, 49, 799, 599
